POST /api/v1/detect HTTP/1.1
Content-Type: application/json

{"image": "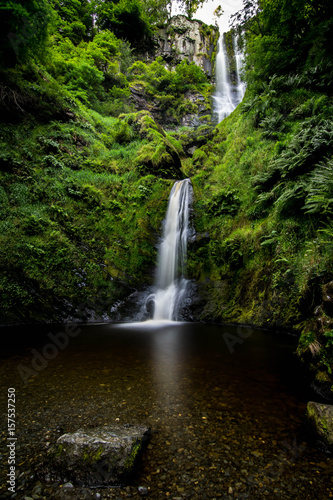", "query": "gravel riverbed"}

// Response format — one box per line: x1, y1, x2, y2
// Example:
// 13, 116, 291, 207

0, 323, 332, 499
